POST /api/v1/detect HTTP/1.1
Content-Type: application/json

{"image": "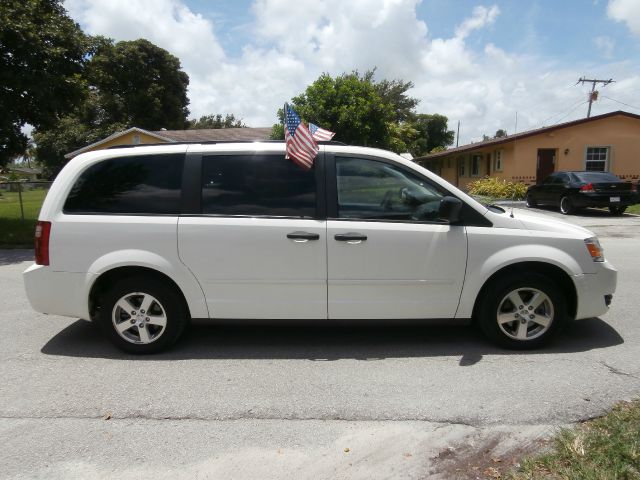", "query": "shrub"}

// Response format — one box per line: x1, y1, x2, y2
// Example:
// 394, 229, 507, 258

467, 176, 527, 200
